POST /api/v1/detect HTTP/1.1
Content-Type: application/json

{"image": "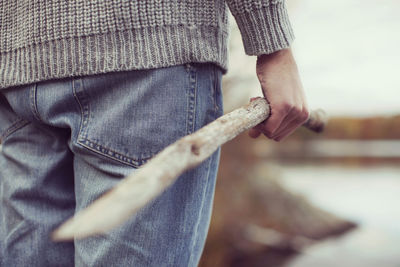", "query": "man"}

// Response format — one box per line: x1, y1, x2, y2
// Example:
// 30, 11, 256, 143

0, 1, 308, 266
